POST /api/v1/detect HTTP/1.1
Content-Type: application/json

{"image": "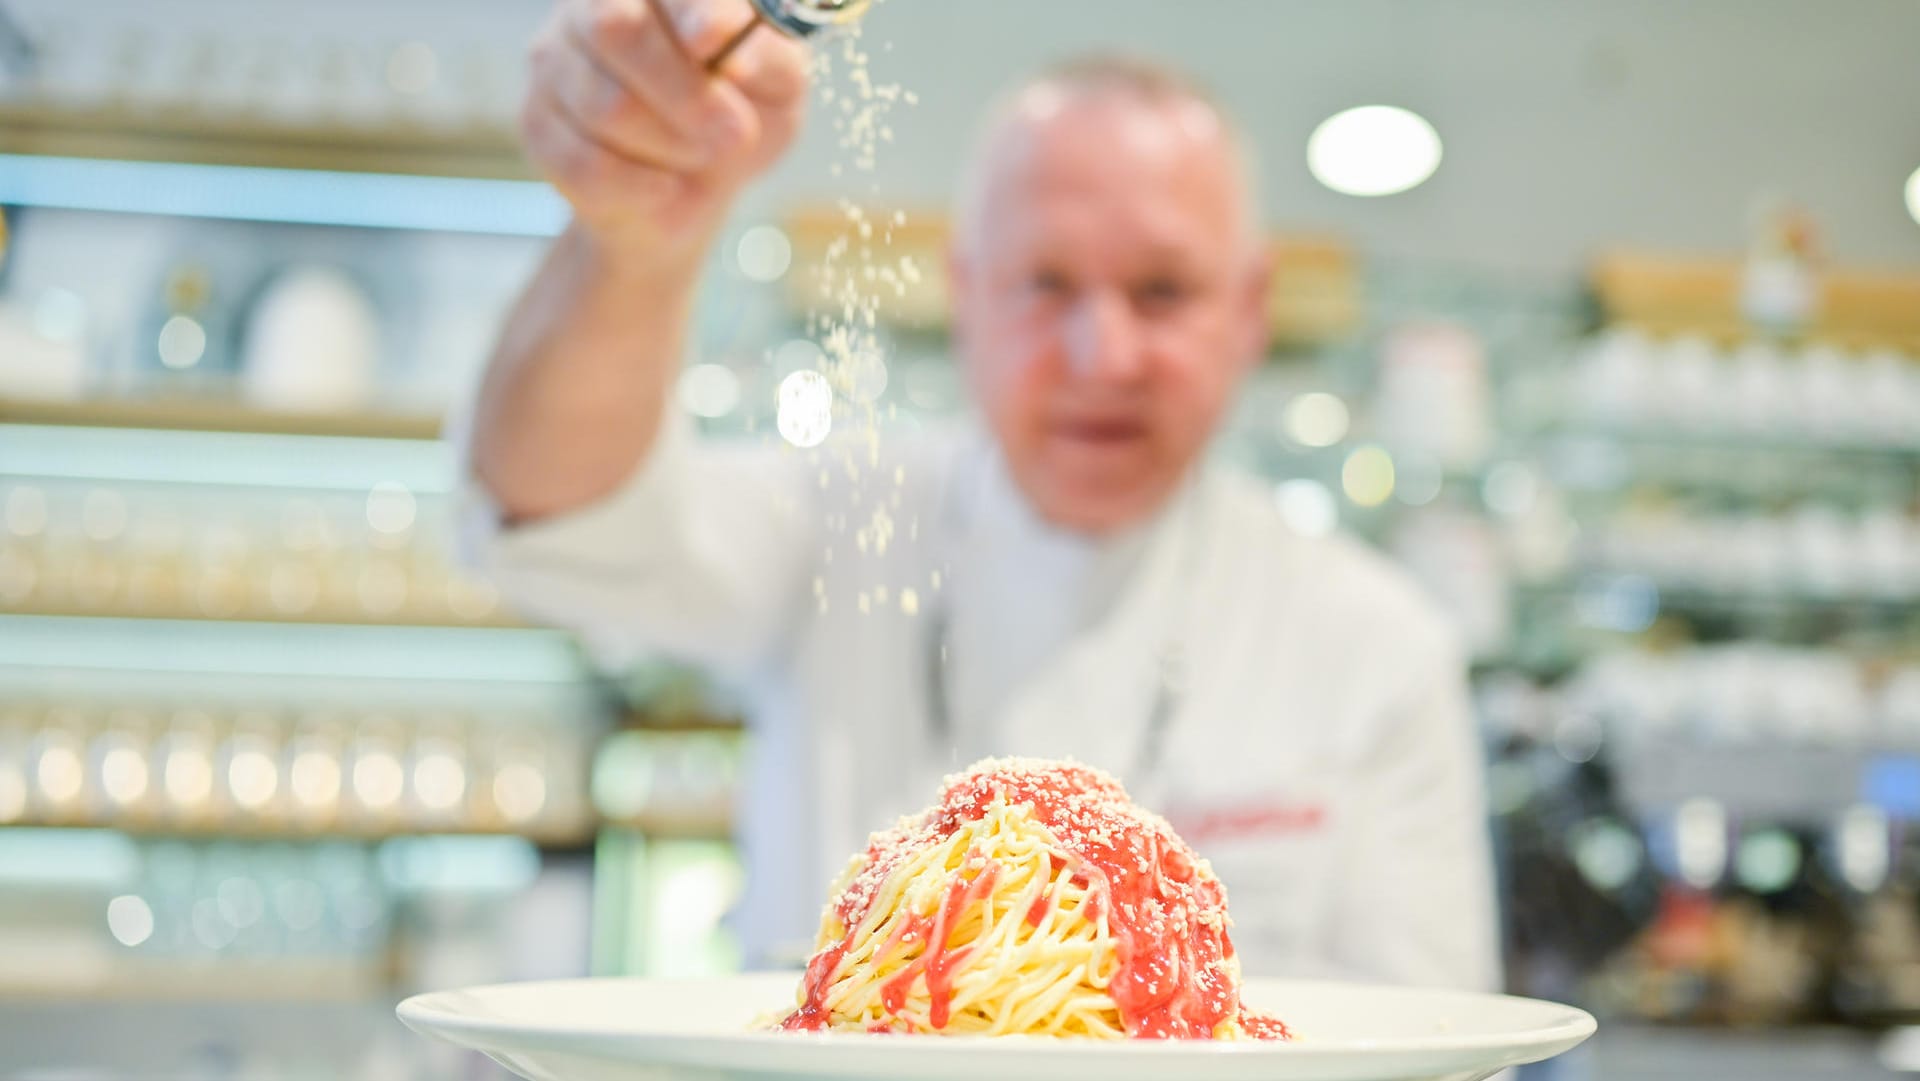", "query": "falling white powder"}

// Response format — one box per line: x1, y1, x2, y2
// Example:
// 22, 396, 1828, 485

790, 9, 927, 616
